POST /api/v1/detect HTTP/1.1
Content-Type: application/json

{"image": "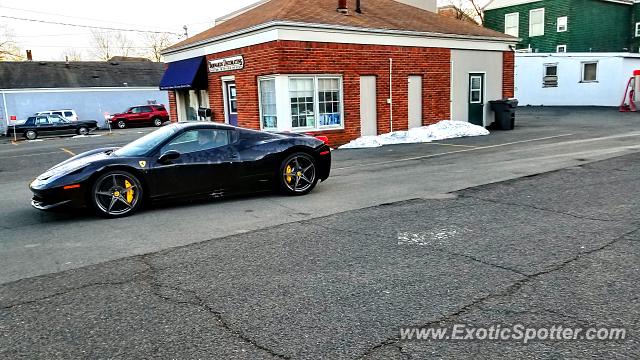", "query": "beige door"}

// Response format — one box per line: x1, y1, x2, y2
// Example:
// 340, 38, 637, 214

360, 76, 377, 136
408, 76, 423, 129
